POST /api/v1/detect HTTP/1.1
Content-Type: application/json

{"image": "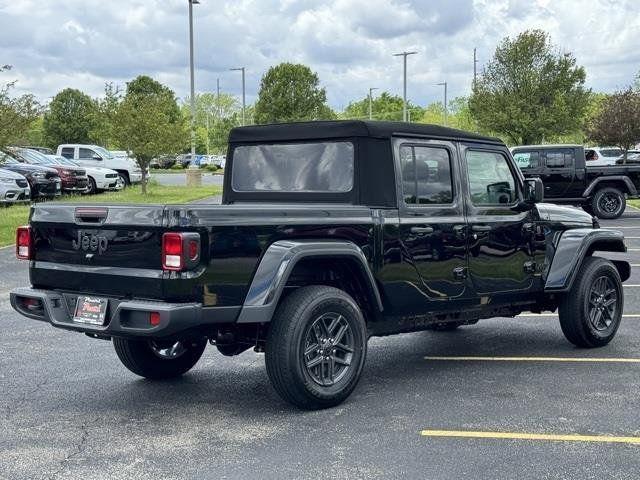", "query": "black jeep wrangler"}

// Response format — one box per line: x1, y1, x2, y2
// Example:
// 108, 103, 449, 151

10, 121, 630, 409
